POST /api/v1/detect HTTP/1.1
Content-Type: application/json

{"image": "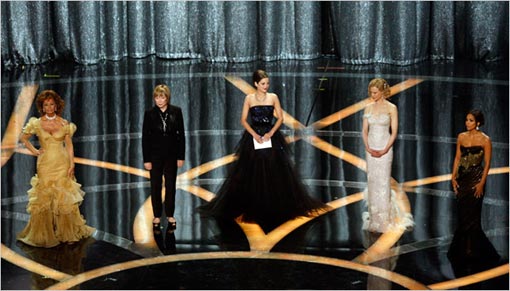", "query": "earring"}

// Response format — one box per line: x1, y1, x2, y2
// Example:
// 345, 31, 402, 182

476, 126, 479, 130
